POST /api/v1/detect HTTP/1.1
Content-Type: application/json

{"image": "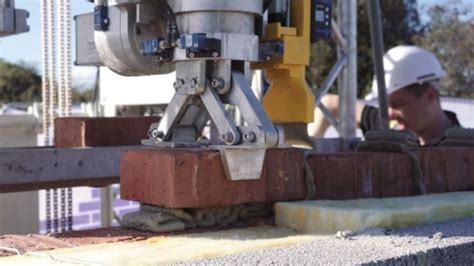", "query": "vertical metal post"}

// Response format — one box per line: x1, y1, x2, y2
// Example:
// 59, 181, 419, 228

100, 186, 114, 227
337, 0, 357, 138
368, 0, 389, 130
